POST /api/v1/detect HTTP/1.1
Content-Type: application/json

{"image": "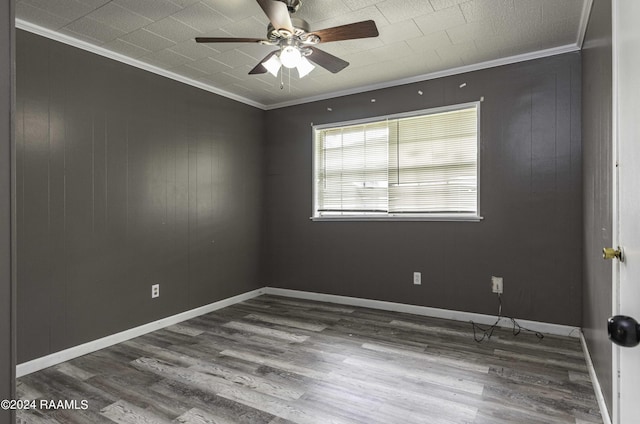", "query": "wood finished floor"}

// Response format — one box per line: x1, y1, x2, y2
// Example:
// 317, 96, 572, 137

17, 295, 603, 424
